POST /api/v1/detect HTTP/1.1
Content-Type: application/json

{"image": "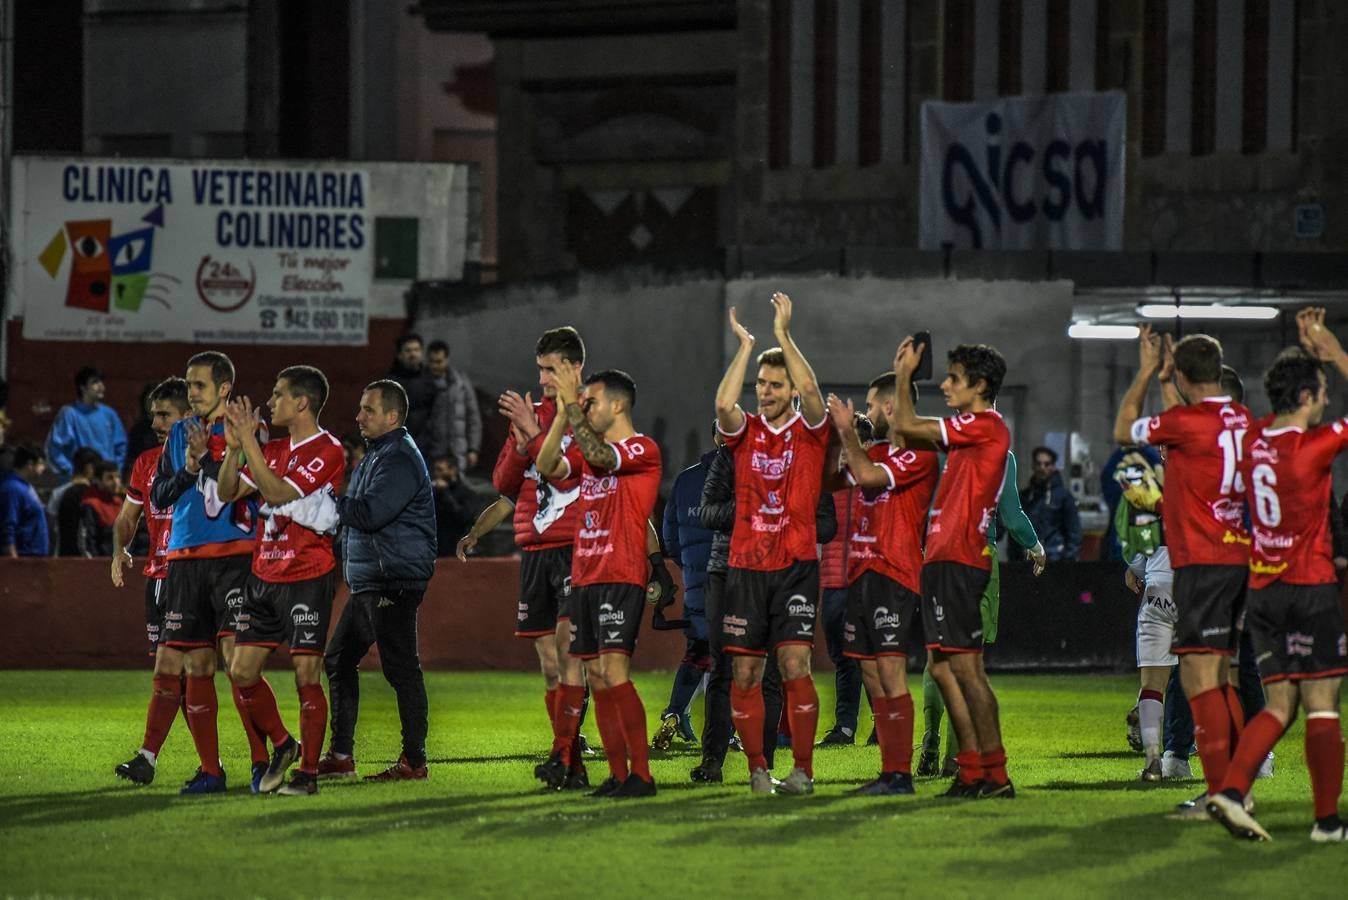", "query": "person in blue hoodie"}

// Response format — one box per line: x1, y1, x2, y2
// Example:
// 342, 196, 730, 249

45, 366, 127, 480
